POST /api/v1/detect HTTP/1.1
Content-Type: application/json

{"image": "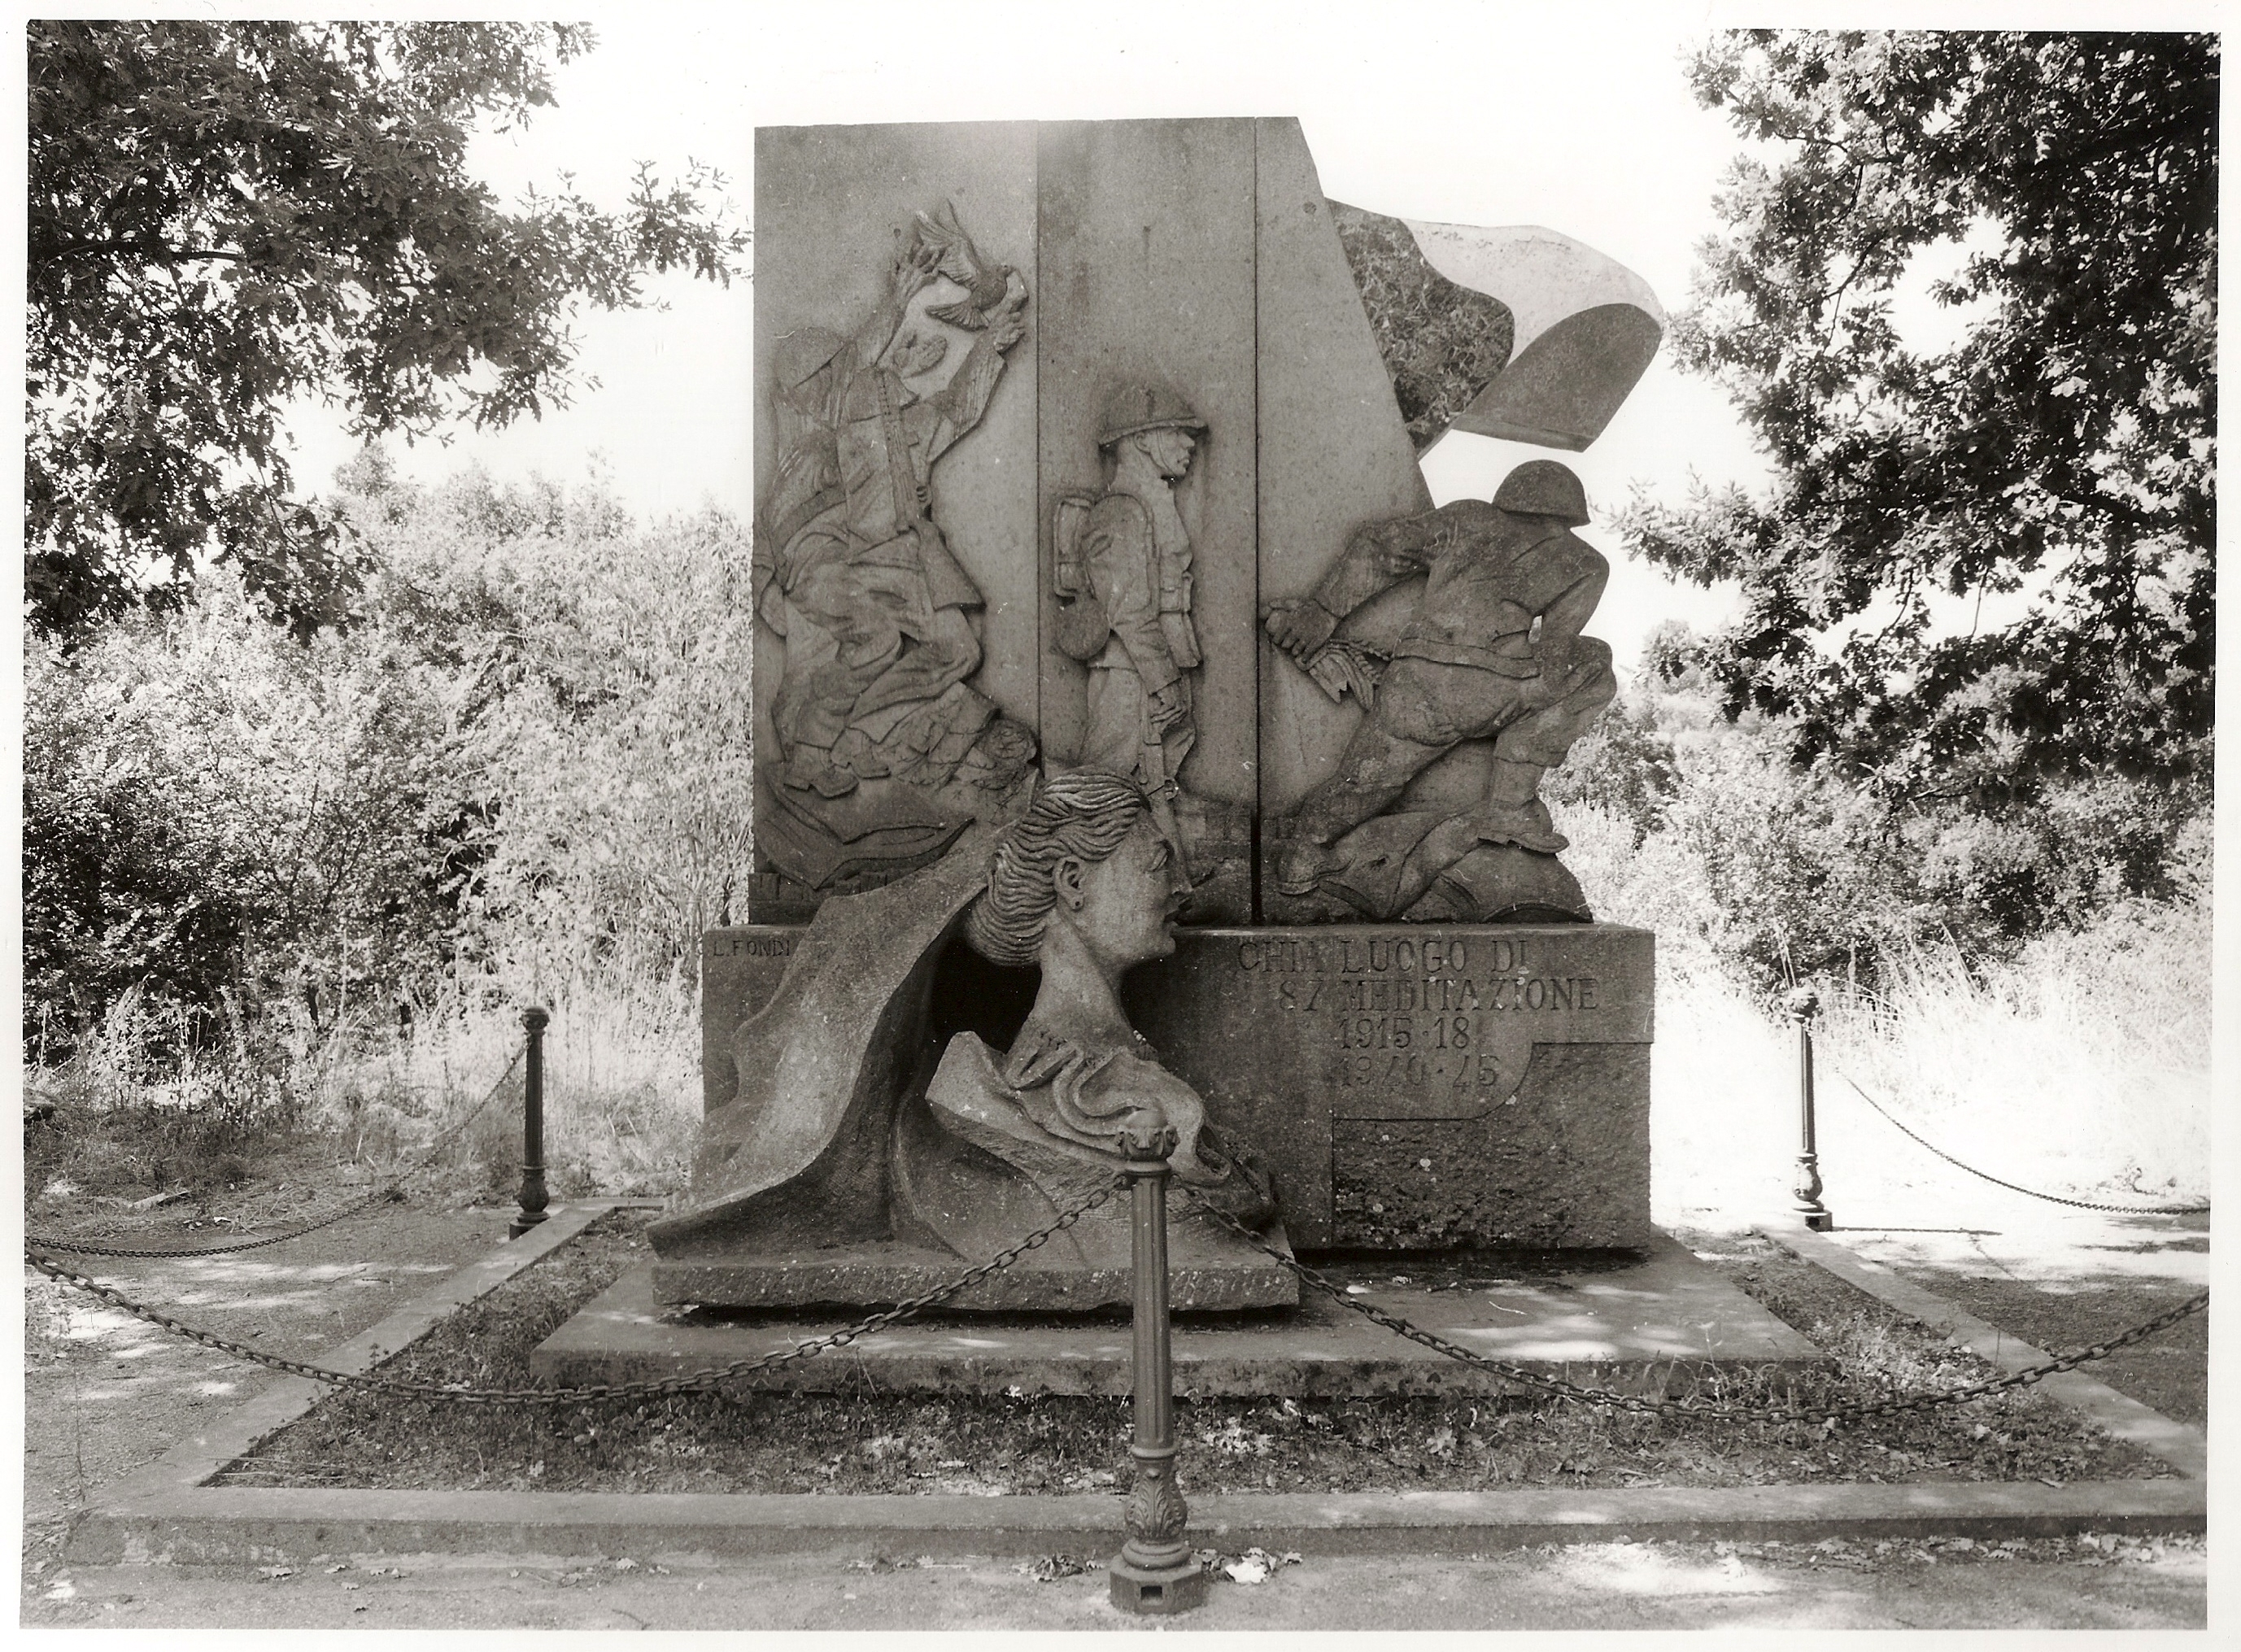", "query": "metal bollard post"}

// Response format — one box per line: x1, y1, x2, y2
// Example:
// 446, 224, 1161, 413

1109, 1121, 1208, 1615
1783, 986, 1833, 1231
509, 1006, 551, 1240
